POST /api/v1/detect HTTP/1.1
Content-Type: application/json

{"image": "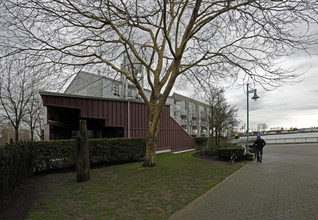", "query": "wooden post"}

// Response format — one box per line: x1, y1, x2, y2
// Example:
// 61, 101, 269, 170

76, 120, 90, 182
